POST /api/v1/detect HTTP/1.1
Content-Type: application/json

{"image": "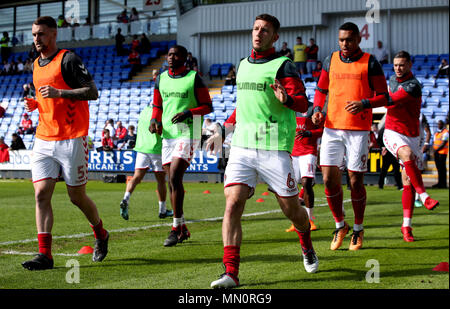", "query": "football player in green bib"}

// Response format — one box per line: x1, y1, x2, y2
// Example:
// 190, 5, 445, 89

210, 14, 319, 289
150, 45, 212, 247
119, 105, 173, 221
